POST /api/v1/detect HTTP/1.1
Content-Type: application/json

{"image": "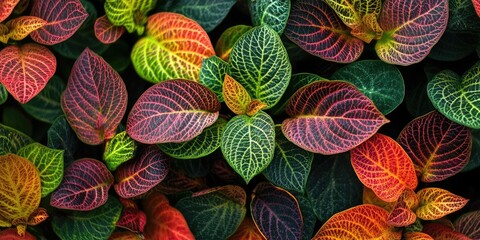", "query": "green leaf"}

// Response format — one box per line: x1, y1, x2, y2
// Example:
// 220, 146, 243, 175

47, 116, 79, 166
159, 118, 226, 159
448, 0, 480, 32
52, 196, 122, 240
263, 127, 313, 193
332, 60, 405, 115
21, 76, 65, 124
0, 84, 7, 105
293, 193, 317, 240
463, 129, 480, 172
17, 143, 64, 197
2, 105, 32, 136
215, 25, 253, 61
103, 131, 137, 171
221, 111, 275, 183
427, 60, 480, 129
306, 153, 363, 222
104, 0, 157, 35
229, 25, 291, 109
199, 56, 228, 102
248, 0, 291, 34
0, 123, 34, 155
